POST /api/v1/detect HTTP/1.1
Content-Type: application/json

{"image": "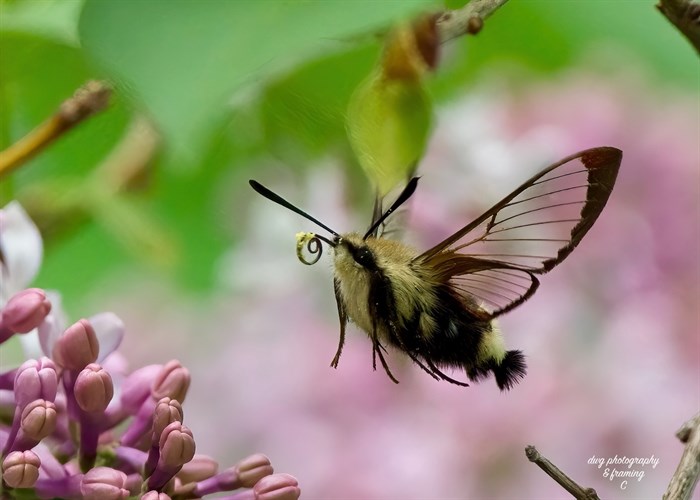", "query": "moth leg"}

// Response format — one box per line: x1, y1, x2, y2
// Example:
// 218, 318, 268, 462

424, 358, 470, 387
369, 315, 399, 384
386, 321, 440, 382
406, 352, 441, 382
372, 340, 399, 384
330, 278, 347, 369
